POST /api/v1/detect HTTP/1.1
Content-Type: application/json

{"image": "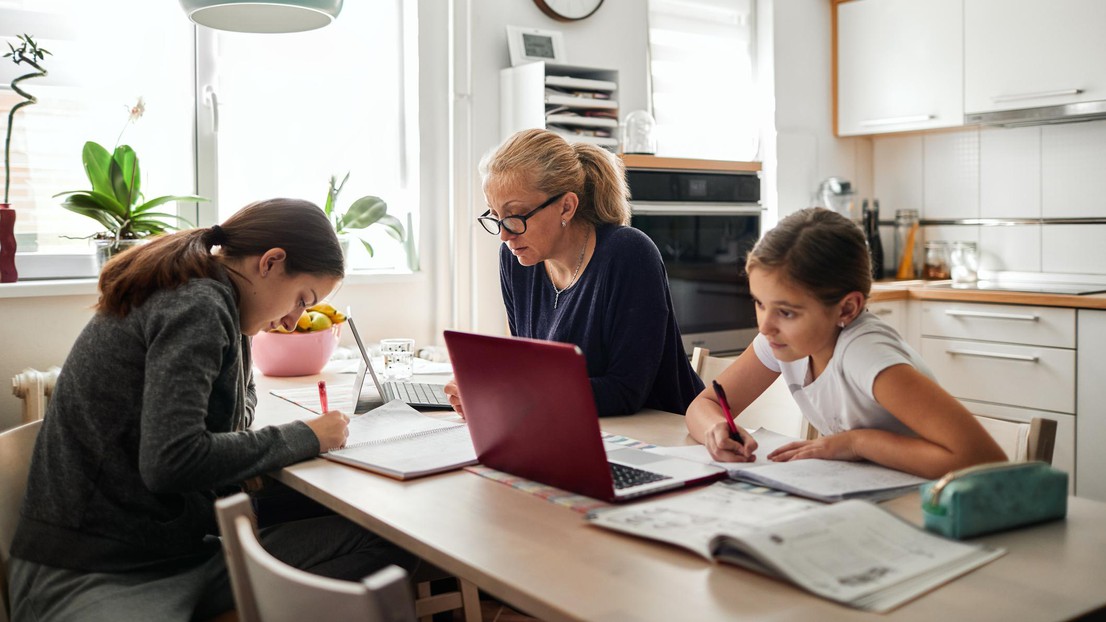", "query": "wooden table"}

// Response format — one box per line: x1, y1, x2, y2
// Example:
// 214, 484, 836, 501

256, 367, 1106, 621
